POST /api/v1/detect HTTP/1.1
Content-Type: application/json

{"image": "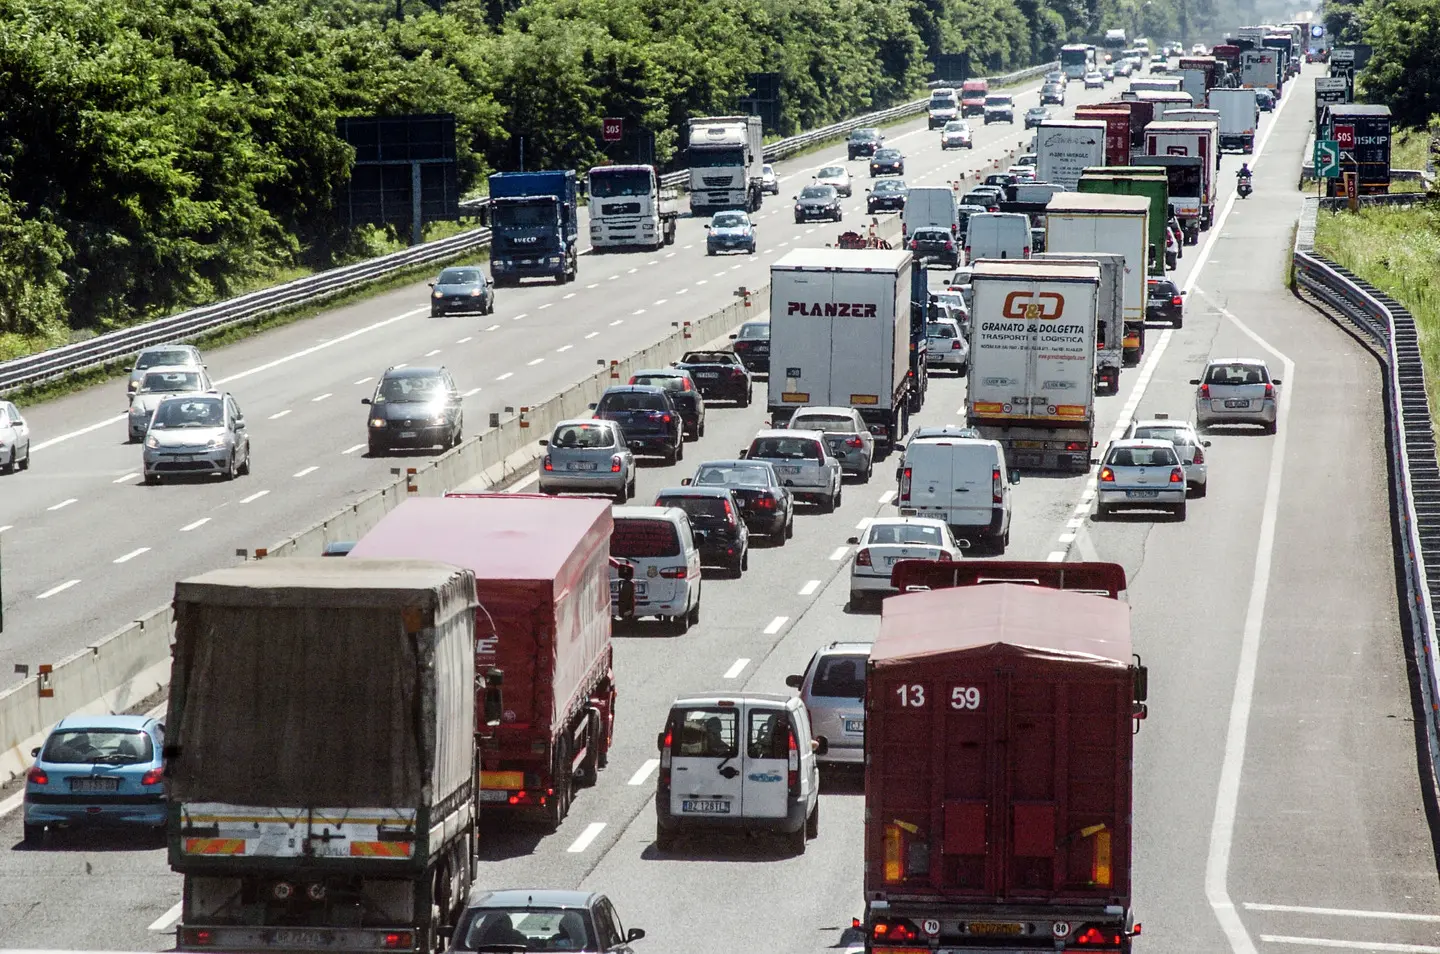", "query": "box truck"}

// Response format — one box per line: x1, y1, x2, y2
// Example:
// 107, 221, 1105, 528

685, 115, 765, 214
488, 171, 580, 285
769, 248, 916, 454
1208, 87, 1259, 152
1044, 192, 1150, 368
1073, 106, 1133, 165
1077, 167, 1170, 276
964, 260, 1100, 472
1035, 121, 1108, 191
1033, 252, 1126, 396
1143, 120, 1218, 231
